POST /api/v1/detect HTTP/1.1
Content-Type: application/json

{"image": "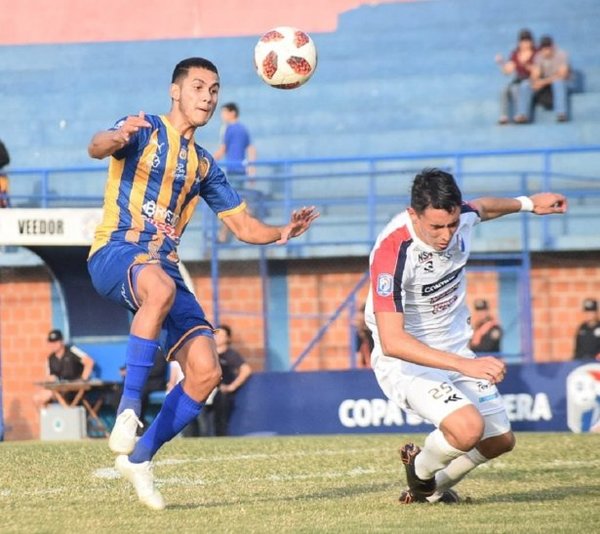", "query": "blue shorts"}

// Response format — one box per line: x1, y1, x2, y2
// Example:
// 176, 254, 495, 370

88, 242, 214, 359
